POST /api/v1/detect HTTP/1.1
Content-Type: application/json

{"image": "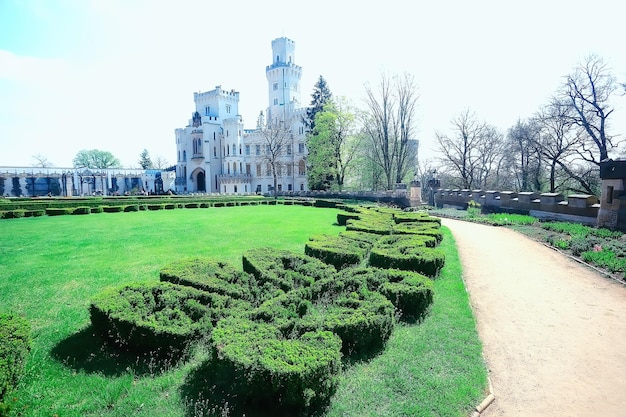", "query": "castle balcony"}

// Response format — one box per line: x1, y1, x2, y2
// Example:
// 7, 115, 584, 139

191, 153, 205, 160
